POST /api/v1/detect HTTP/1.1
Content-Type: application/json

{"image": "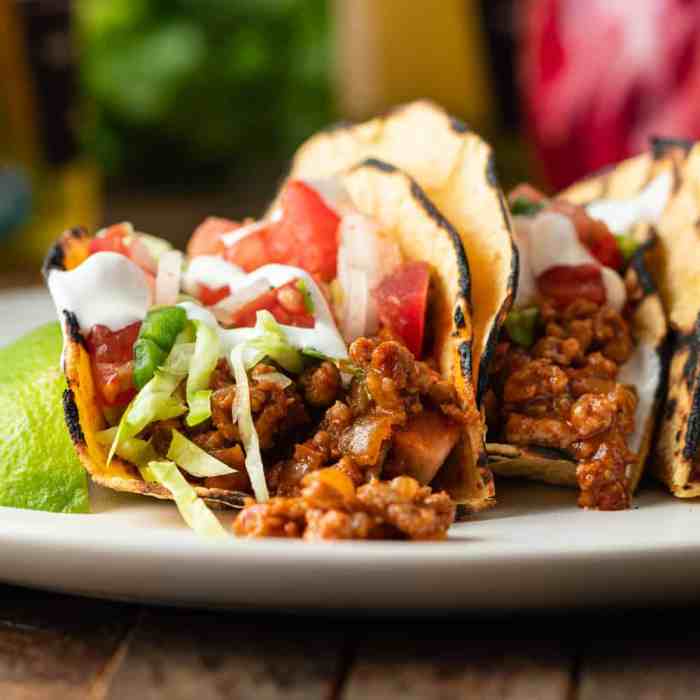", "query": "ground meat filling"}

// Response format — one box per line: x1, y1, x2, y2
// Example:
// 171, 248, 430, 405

233, 469, 456, 541
142, 340, 463, 540
490, 299, 638, 510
